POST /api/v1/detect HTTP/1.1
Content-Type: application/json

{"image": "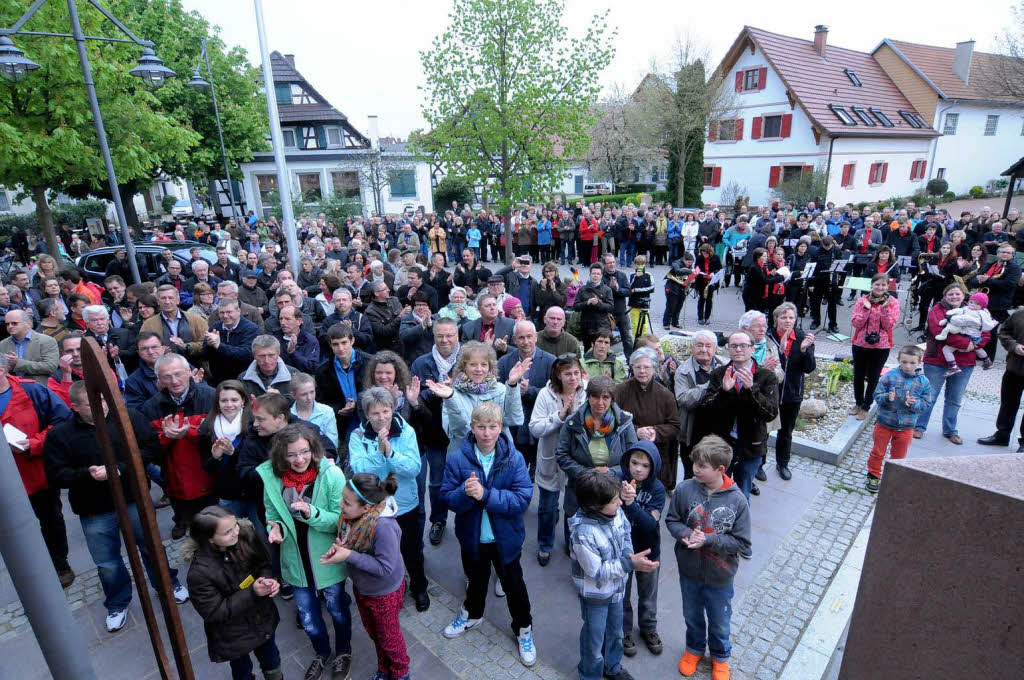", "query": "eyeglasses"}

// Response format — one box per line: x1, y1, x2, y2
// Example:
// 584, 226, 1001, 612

727, 343, 752, 350
557, 353, 578, 360
284, 449, 312, 460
